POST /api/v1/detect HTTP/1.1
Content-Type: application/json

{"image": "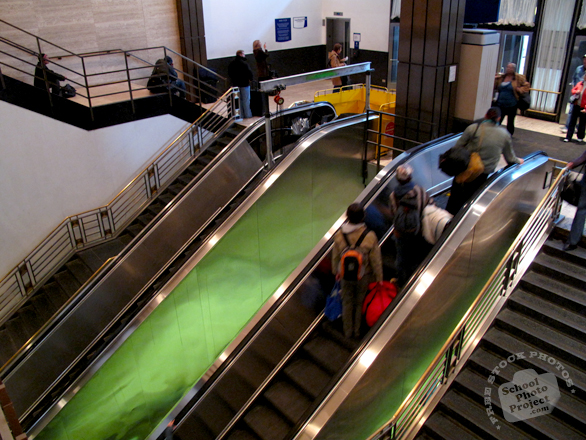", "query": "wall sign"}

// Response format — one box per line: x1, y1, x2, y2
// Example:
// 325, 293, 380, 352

275, 18, 292, 42
293, 17, 307, 29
